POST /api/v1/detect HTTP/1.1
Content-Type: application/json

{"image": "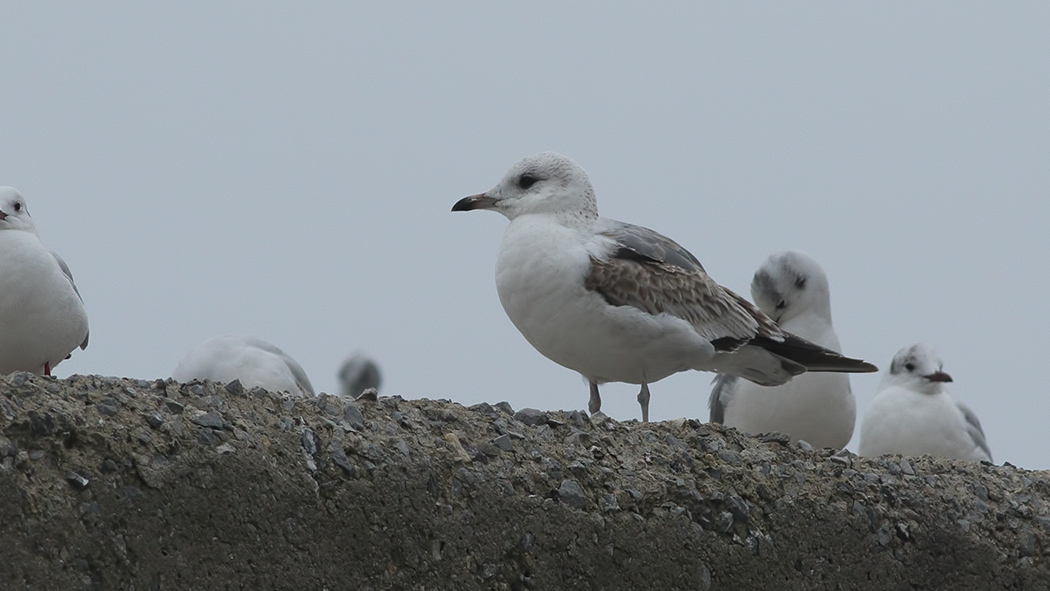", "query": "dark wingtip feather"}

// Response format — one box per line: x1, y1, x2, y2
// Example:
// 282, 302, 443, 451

750, 334, 879, 374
